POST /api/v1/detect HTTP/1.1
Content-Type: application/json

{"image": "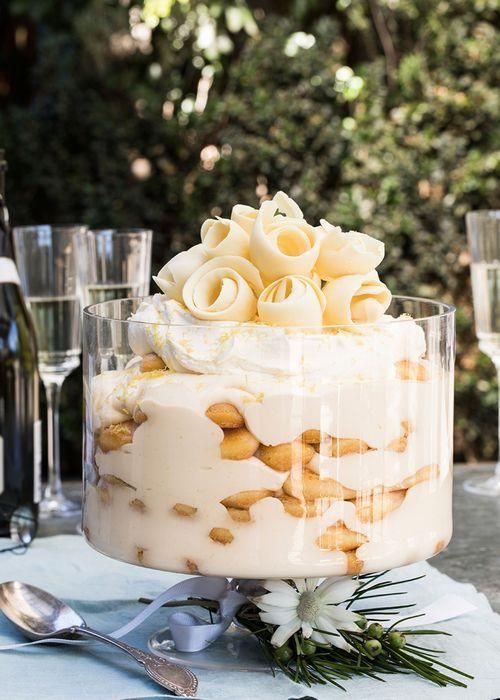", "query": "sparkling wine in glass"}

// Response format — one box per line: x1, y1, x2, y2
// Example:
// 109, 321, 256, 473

78, 228, 152, 306
85, 282, 143, 305
13, 225, 87, 518
464, 210, 500, 496
25, 295, 81, 377
77, 228, 152, 370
